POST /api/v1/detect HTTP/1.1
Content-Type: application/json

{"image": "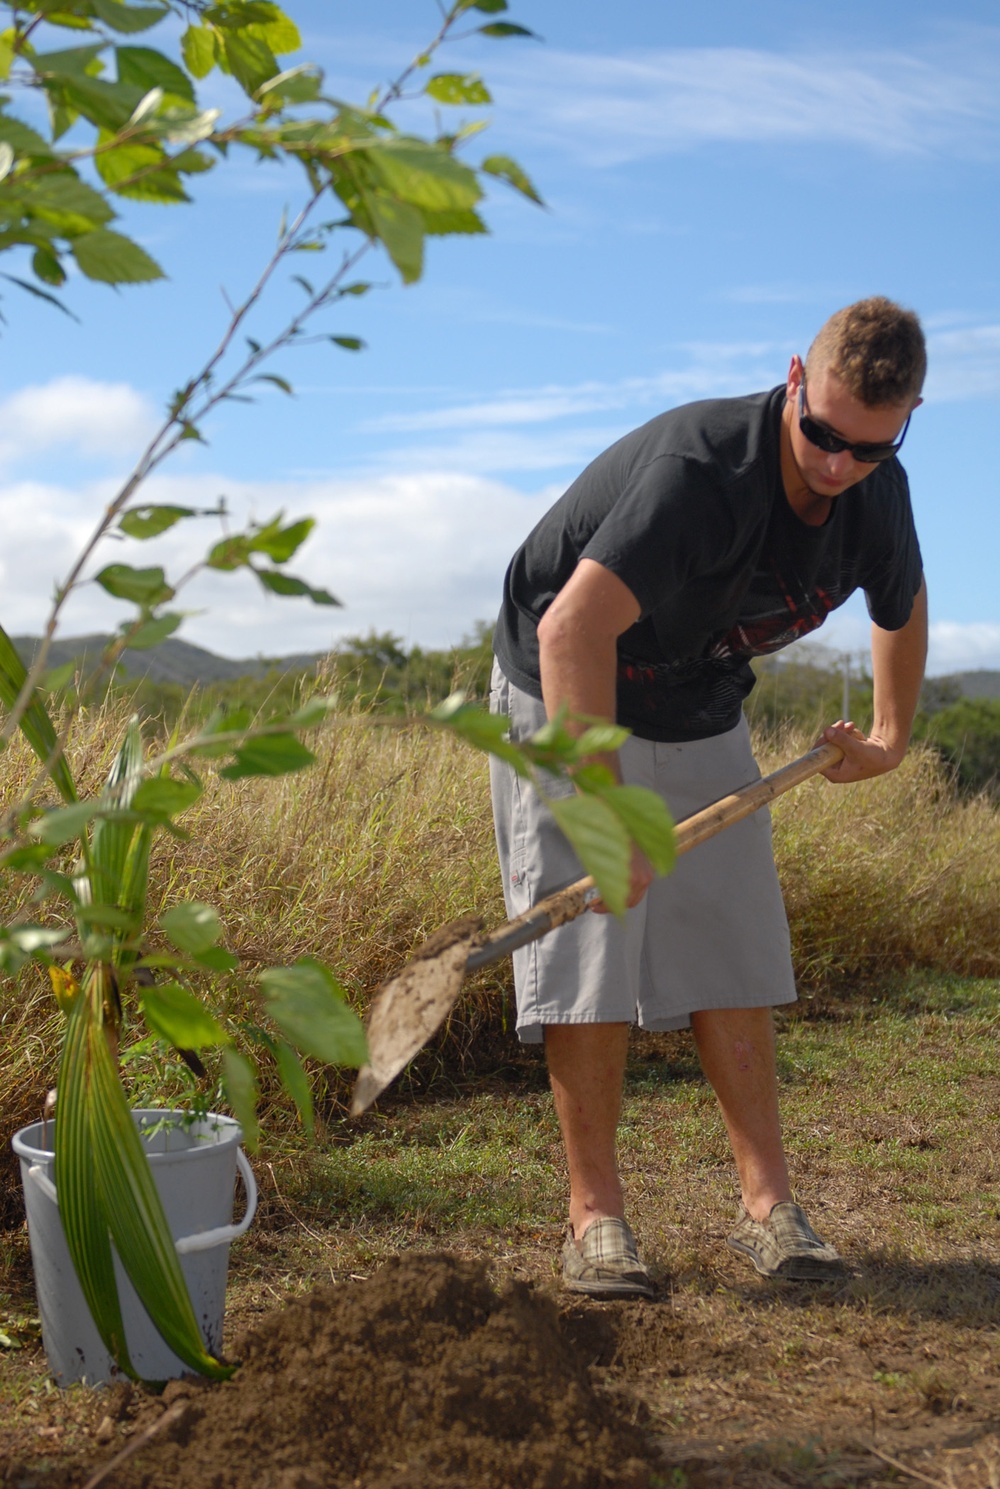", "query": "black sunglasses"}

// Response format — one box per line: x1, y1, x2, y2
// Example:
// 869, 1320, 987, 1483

798, 375, 911, 464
